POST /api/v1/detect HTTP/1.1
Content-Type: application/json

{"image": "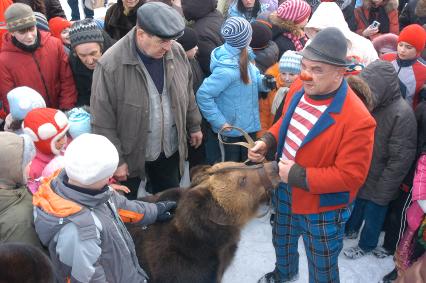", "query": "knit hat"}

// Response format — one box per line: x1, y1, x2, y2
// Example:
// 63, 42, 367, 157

279, 50, 302, 74
22, 108, 69, 156
176, 27, 198, 51
7, 87, 46, 120
67, 107, 91, 139
34, 12, 49, 32
302, 27, 348, 66
398, 24, 426, 53
276, 0, 311, 24
48, 17, 71, 39
221, 17, 253, 49
5, 3, 36, 32
64, 133, 119, 186
250, 21, 272, 49
372, 33, 398, 54
69, 19, 104, 49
